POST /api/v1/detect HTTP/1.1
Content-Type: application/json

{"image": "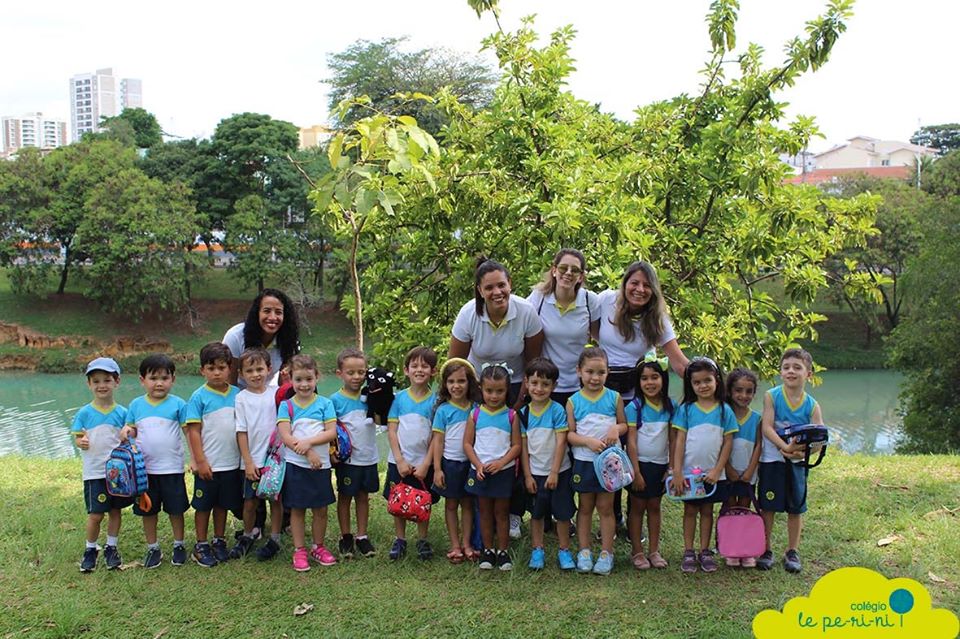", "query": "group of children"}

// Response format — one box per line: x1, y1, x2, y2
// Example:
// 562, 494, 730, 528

73, 340, 821, 577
